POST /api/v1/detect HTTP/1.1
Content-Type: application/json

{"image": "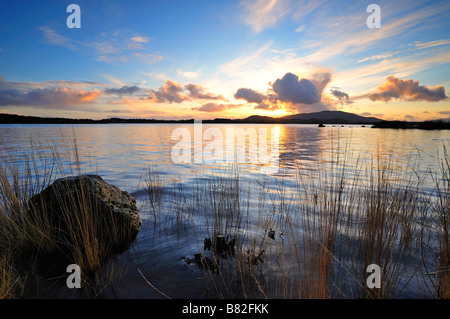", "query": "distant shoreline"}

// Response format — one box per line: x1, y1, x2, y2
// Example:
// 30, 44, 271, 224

0, 113, 449, 129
